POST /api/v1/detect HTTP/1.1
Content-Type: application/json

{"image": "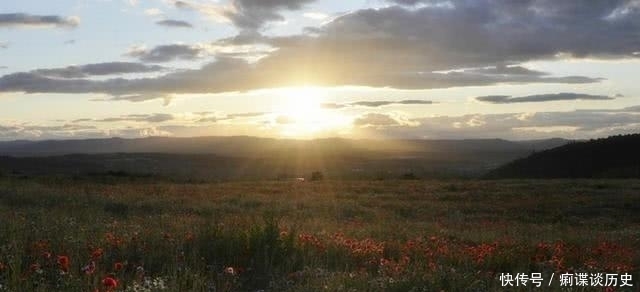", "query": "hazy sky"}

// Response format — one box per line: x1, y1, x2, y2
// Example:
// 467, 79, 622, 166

1, 0, 639, 140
